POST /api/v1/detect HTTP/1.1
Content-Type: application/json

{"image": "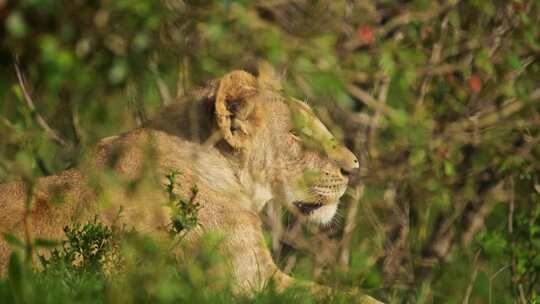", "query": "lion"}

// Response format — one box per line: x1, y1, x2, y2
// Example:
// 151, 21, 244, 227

0, 65, 381, 303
